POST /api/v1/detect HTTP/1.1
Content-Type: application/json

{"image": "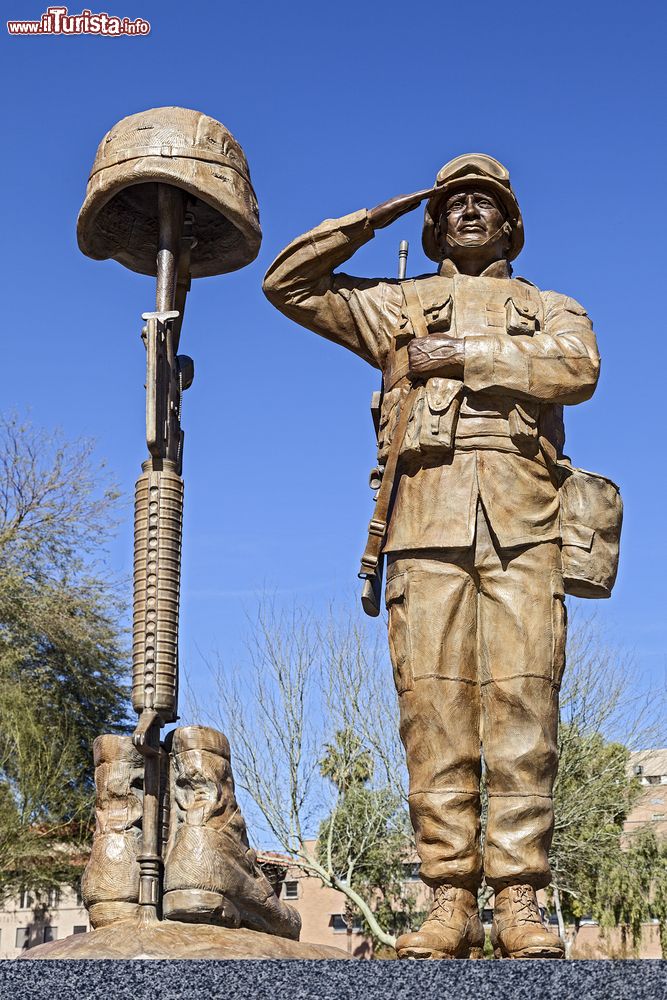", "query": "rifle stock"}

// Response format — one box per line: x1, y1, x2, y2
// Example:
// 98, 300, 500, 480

361, 557, 384, 618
